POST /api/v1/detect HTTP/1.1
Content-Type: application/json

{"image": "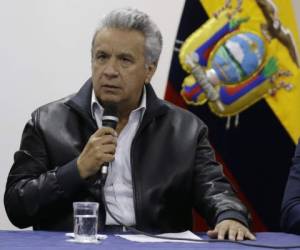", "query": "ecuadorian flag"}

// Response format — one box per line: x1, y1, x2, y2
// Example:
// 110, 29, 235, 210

166, 0, 300, 231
